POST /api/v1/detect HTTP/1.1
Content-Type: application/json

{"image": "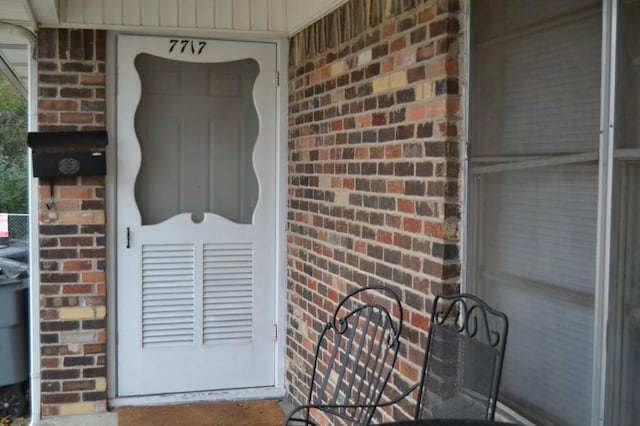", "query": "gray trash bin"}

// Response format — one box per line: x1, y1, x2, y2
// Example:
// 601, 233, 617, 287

0, 274, 27, 418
